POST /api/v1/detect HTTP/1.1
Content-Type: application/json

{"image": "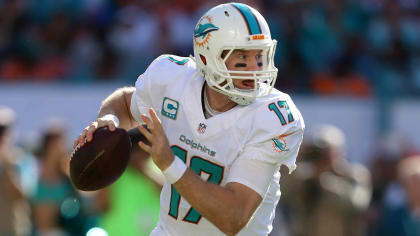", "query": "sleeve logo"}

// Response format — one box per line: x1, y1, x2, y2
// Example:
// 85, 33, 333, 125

161, 97, 179, 120
271, 131, 296, 153
272, 137, 288, 152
